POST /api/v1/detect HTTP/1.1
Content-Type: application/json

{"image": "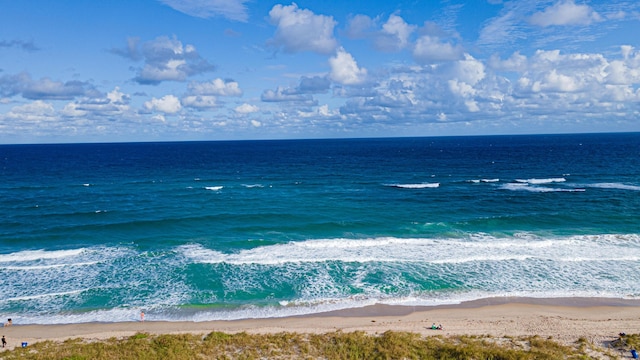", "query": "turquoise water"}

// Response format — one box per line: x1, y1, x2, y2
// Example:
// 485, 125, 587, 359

1, 133, 639, 324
